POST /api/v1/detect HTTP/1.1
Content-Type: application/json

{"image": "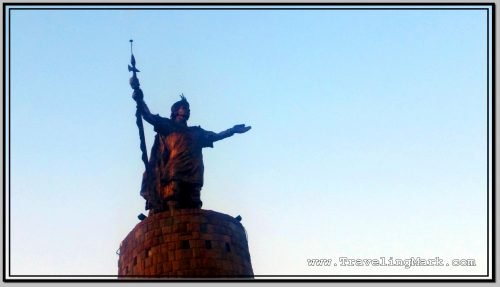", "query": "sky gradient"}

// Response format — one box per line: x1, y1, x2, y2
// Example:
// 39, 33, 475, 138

5, 4, 493, 279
